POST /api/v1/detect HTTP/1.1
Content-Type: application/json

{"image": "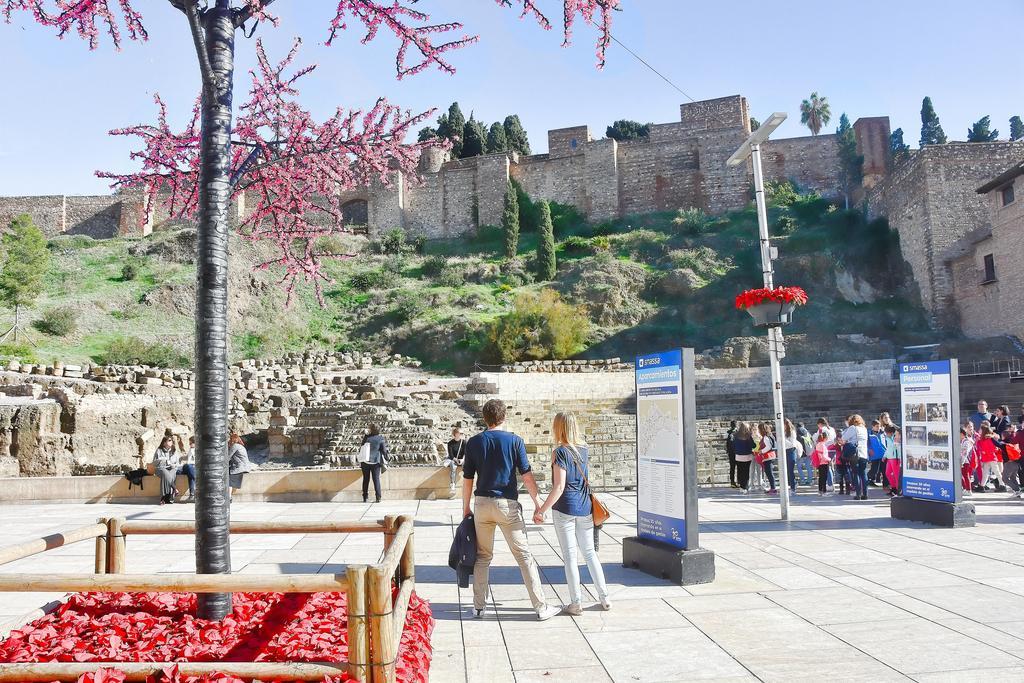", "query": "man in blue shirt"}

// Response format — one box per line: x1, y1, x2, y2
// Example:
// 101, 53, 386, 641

969, 400, 993, 432
462, 399, 559, 621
